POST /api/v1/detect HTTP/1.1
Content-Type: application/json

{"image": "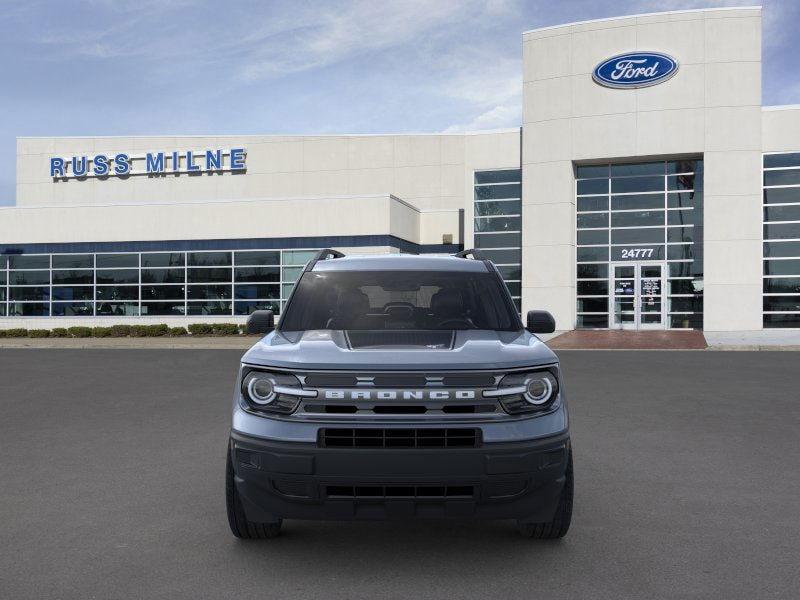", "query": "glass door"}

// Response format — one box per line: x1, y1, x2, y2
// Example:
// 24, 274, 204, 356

610, 262, 666, 330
